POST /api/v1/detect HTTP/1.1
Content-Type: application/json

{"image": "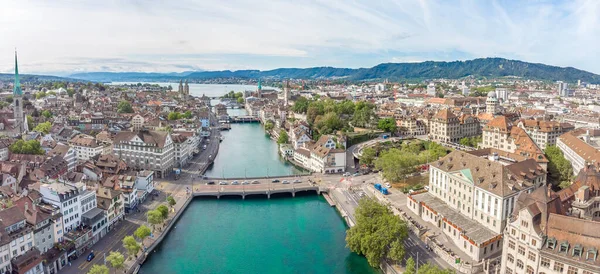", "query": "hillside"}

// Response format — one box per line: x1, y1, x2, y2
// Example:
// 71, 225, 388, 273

69, 58, 600, 83
0, 73, 79, 83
